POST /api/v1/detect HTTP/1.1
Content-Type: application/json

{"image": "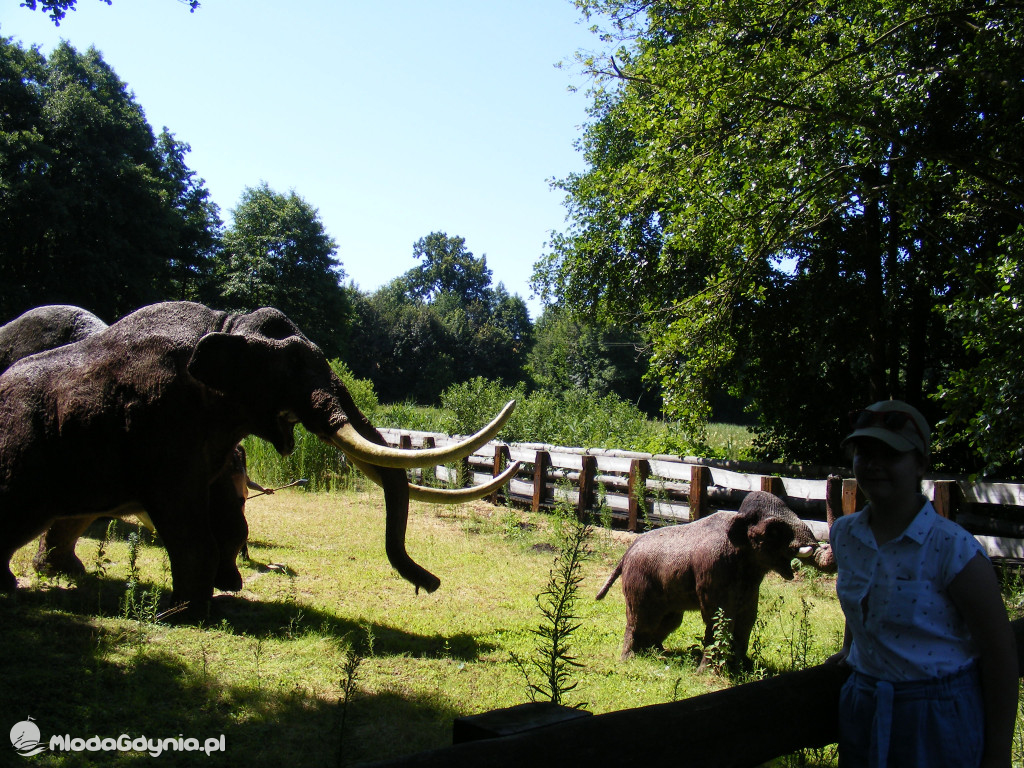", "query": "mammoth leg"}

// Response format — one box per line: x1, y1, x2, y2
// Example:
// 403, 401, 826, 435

654, 610, 685, 648
145, 497, 218, 615
731, 600, 759, 665
0, 512, 59, 592
33, 515, 97, 579
207, 471, 248, 592
622, 579, 670, 658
